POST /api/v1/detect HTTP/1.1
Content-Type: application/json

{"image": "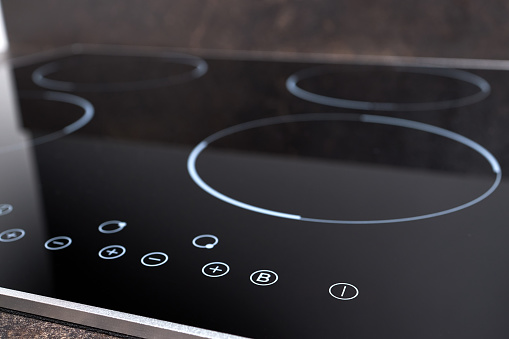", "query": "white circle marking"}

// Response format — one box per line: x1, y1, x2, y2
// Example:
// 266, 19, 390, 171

202, 262, 230, 278
250, 270, 279, 286
192, 234, 219, 249
141, 252, 168, 267
99, 245, 126, 260
329, 282, 359, 300
0, 228, 25, 242
44, 236, 72, 250
286, 66, 491, 111
187, 113, 501, 224
98, 220, 127, 234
